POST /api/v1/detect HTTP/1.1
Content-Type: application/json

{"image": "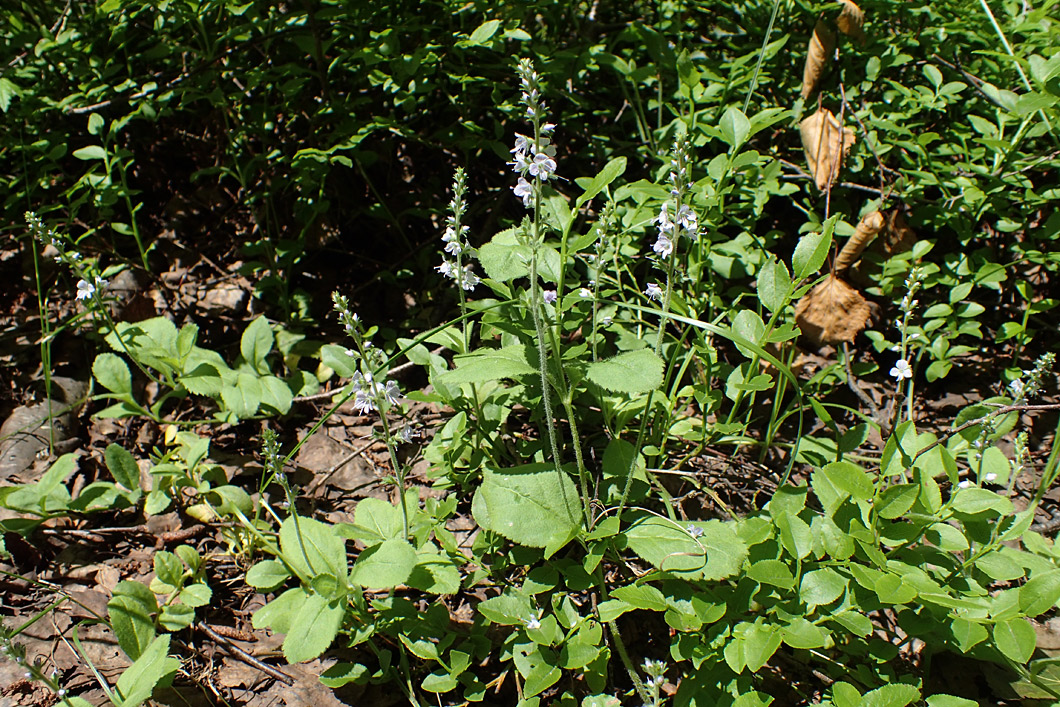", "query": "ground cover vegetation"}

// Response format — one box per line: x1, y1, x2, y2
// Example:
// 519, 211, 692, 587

1, 0, 1059, 704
